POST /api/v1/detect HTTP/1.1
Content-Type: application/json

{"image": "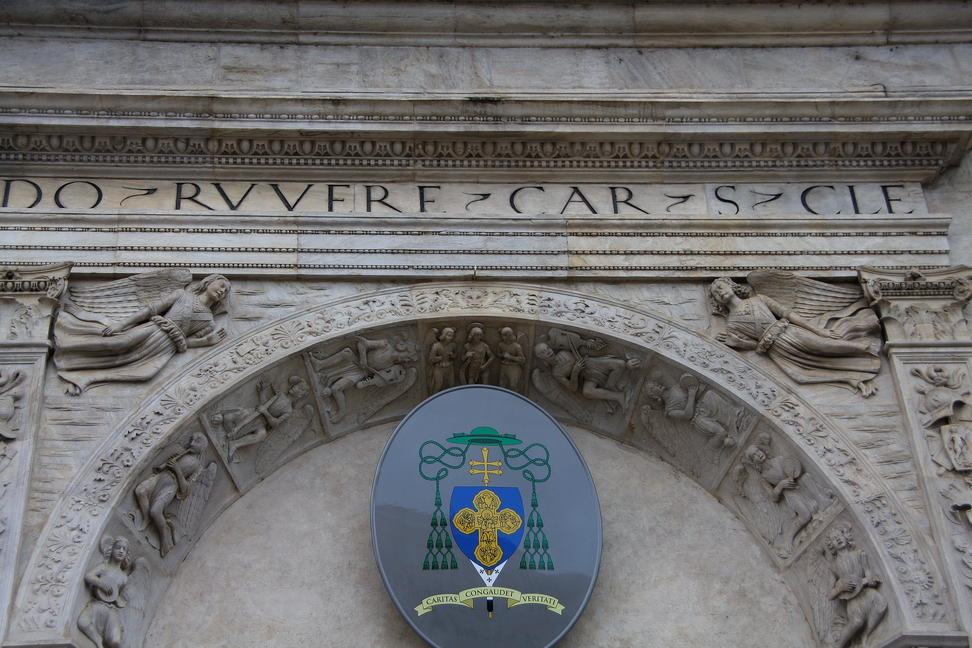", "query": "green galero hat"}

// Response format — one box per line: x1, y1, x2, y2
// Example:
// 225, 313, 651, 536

447, 426, 522, 446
